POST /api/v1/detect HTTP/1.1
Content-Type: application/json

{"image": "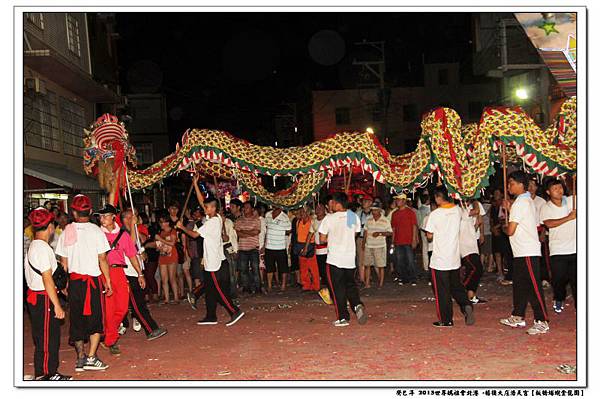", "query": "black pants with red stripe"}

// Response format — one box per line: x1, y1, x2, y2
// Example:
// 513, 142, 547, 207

430, 268, 471, 324
540, 241, 552, 282
461, 253, 483, 293
28, 295, 60, 377
326, 264, 363, 321
125, 276, 159, 335
204, 260, 240, 321
512, 256, 548, 322
316, 254, 328, 289
550, 254, 577, 306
